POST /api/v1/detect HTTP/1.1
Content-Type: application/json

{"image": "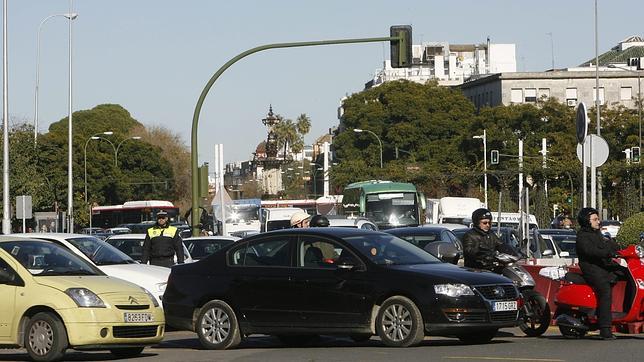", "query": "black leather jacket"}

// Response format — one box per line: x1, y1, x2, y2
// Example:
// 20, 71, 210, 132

462, 227, 504, 269
576, 227, 619, 269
